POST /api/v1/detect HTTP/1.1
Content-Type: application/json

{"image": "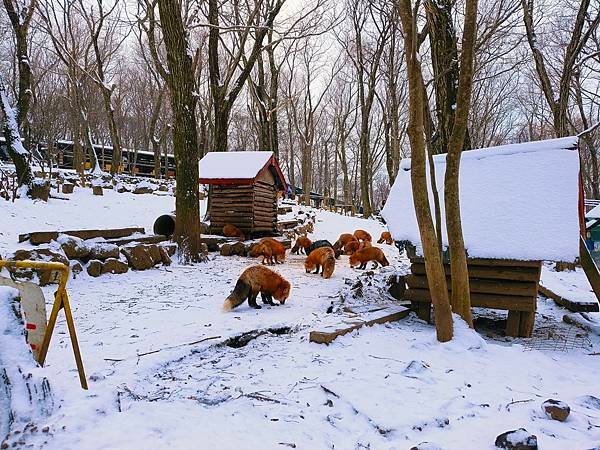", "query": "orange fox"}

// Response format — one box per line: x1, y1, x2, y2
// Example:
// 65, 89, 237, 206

333, 233, 358, 251
344, 240, 360, 255
304, 247, 336, 279
223, 265, 291, 310
349, 246, 389, 270
223, 224, 246, 241
377, 231, 393, 245
353, 229, 372, 242
291, 236, 312, 255
249, 237, 286, 265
